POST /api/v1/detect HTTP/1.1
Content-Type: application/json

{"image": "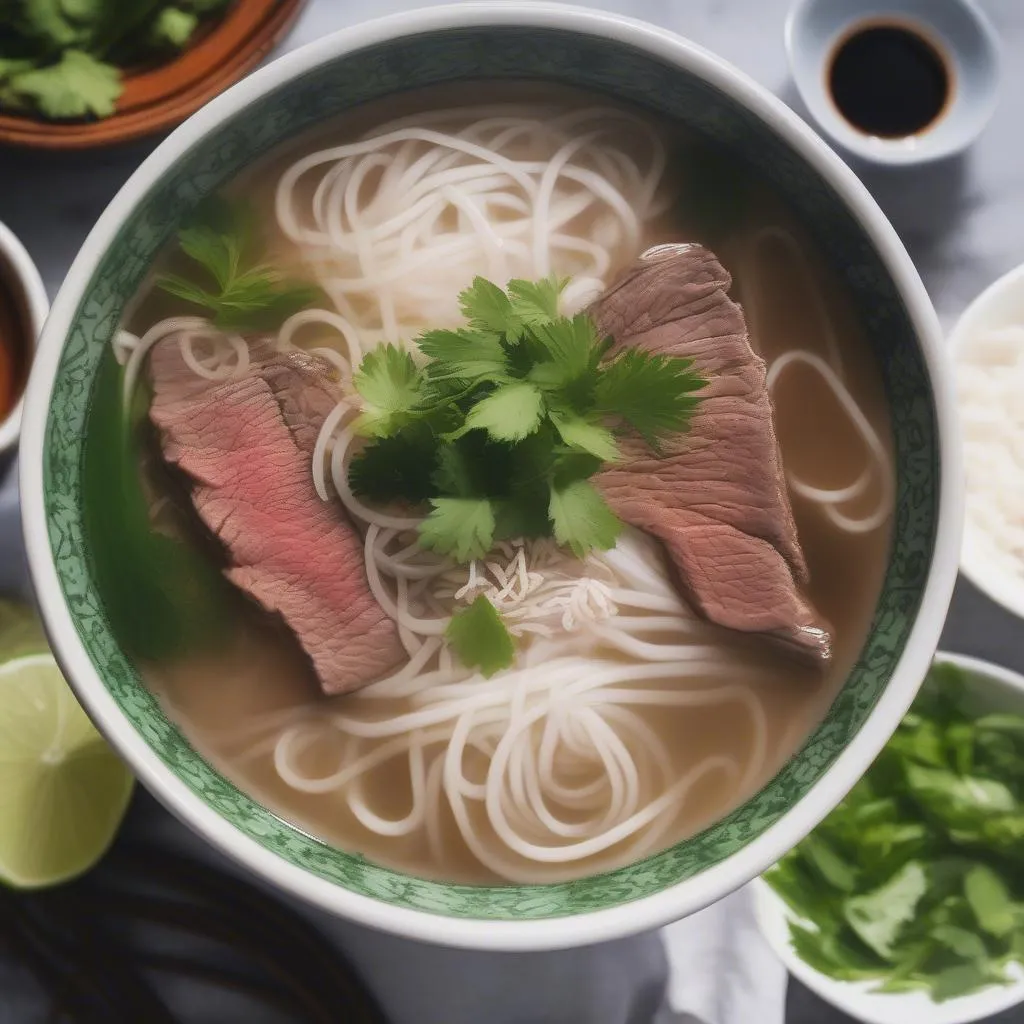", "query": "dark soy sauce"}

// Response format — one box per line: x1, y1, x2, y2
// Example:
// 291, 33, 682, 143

828, 23, 952, 138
